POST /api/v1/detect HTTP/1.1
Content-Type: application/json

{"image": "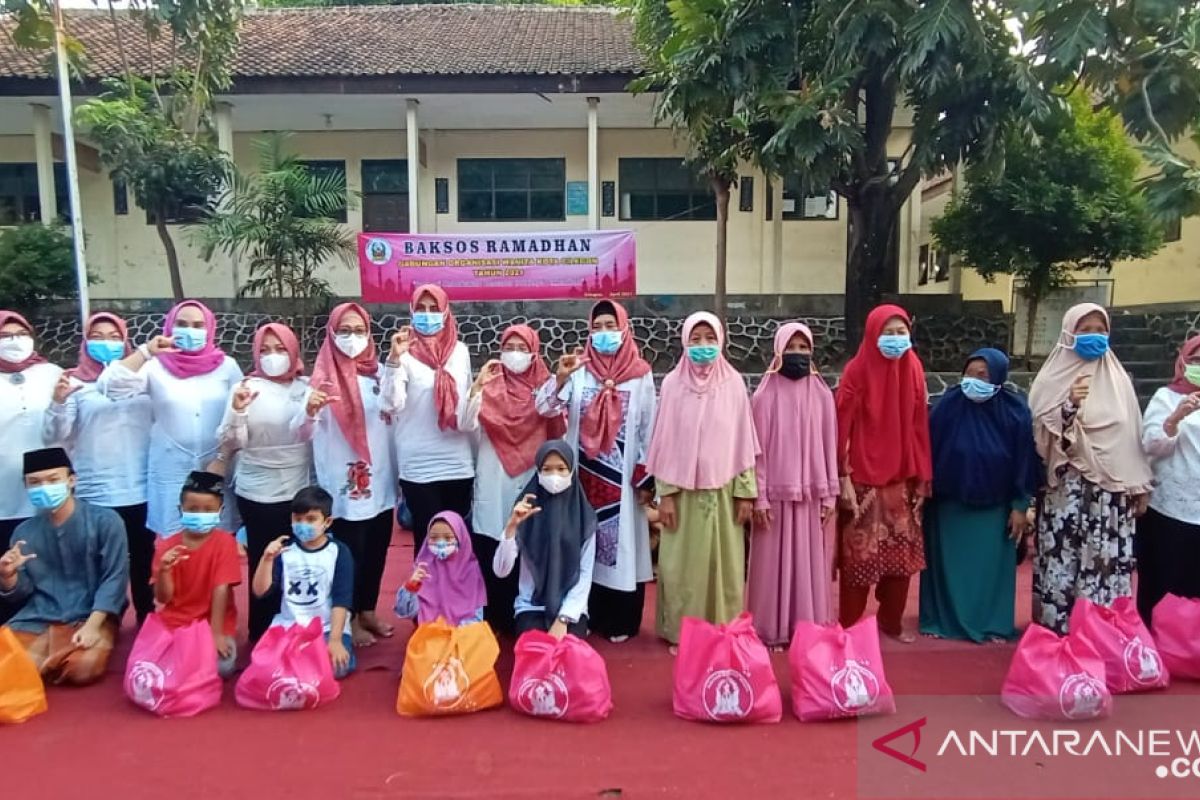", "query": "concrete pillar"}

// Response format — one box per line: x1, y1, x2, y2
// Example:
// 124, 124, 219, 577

31, 103, 57, 223
406, 99, 420, 233
587, 97, 599, 230
214, 102, 238, 293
